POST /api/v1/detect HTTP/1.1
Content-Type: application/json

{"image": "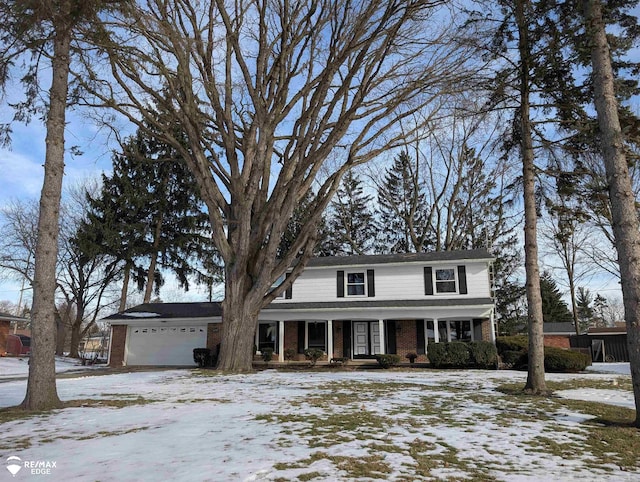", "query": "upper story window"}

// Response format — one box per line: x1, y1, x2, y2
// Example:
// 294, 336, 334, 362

435, 268, 457, 293
337, 269, 375, 298
425, 265, 467, 295
347, 272, 366, 296
269, 274, 292, 299
270, 275, 286, 299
